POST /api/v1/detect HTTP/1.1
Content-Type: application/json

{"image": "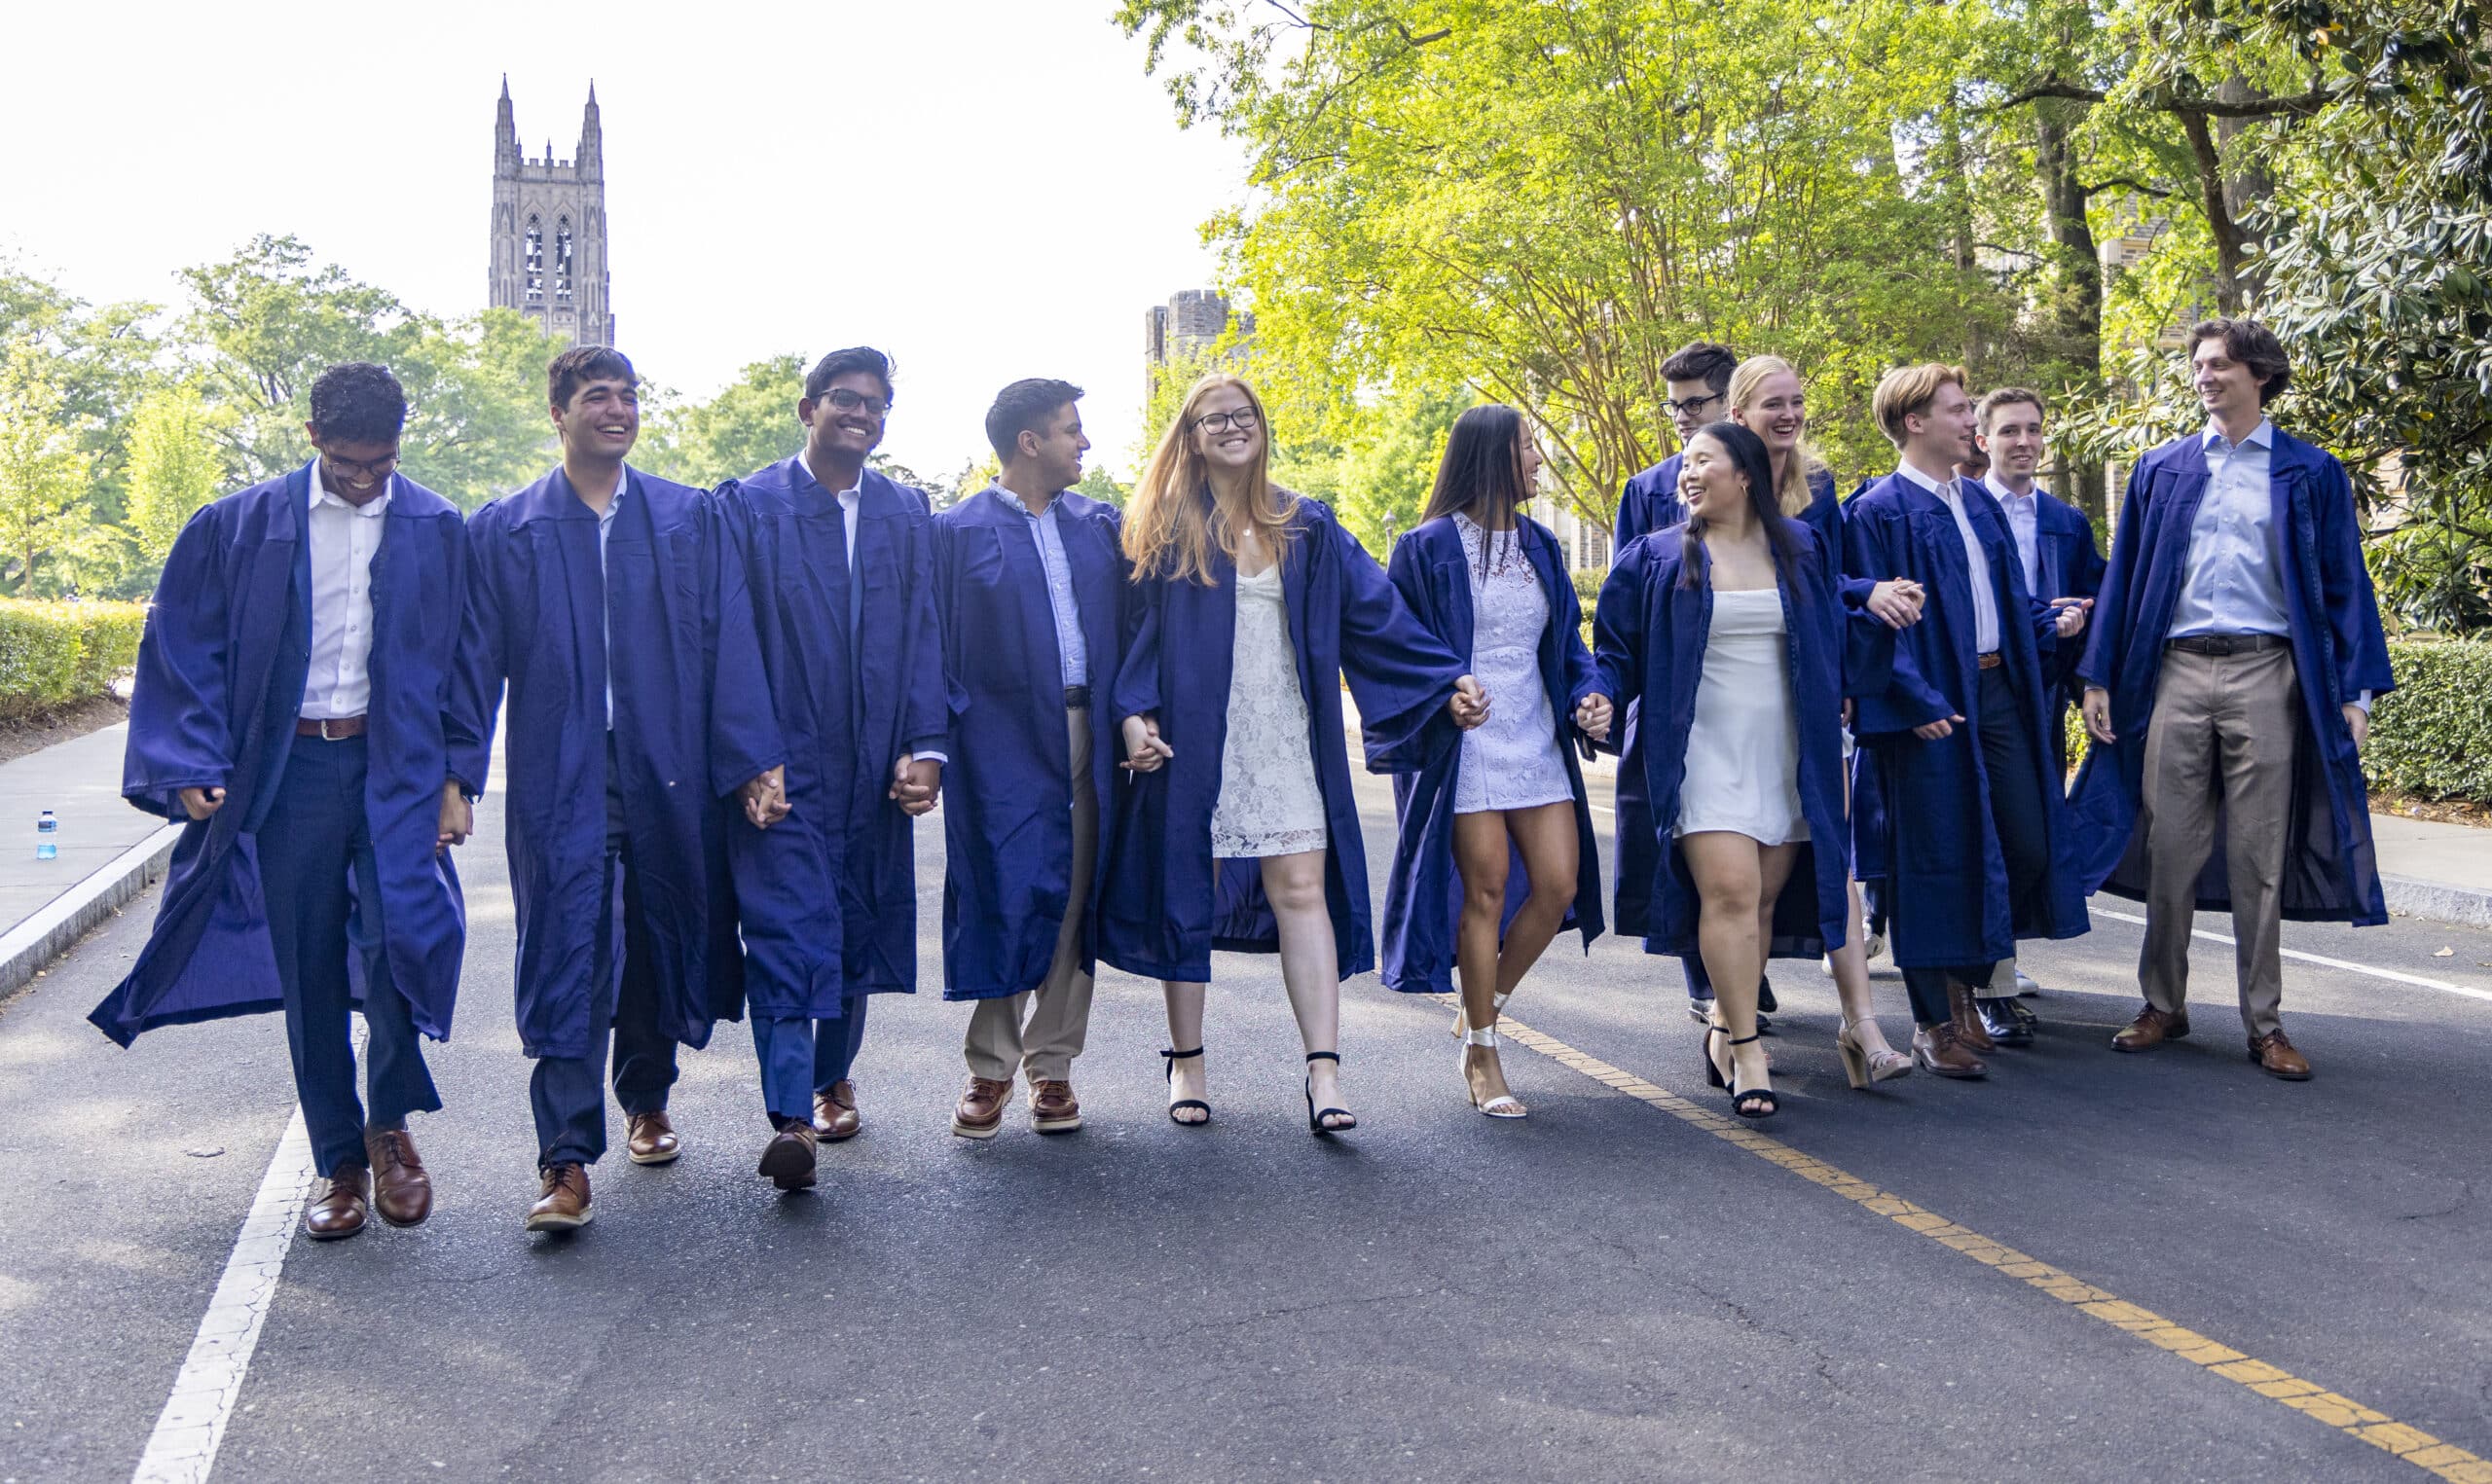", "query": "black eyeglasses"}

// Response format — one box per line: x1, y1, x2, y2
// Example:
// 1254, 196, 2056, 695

819, 388, 891, 417
321, 451, 400, 482
1192, 407, 1261, 434
1664, 392, 1723, 417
